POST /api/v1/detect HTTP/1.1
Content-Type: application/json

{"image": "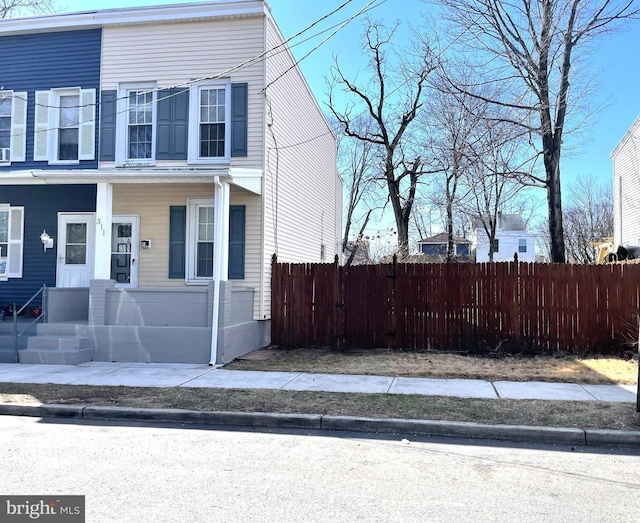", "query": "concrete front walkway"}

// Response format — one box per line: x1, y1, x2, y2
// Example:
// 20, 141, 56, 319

0, 362, 635, 403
